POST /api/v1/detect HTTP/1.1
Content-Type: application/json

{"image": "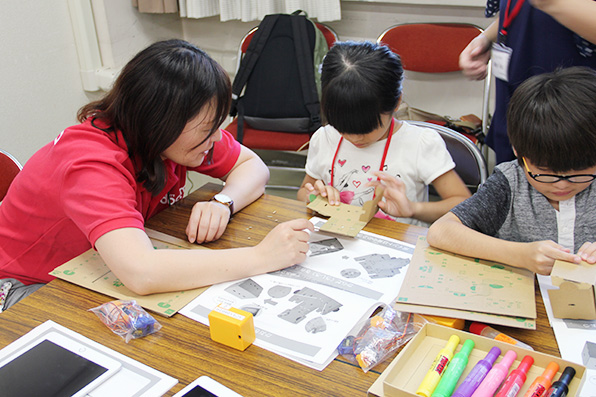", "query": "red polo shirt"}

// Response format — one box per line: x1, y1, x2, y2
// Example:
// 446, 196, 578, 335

0, 119, 240, 284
